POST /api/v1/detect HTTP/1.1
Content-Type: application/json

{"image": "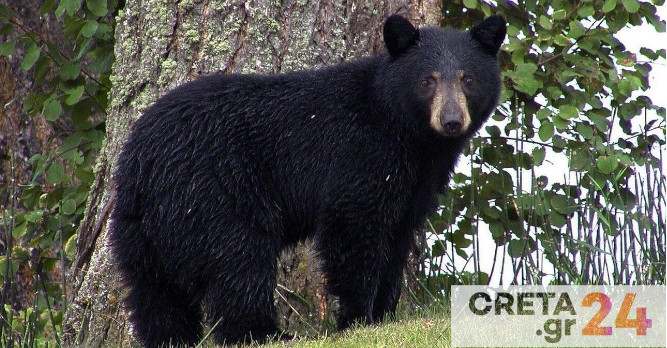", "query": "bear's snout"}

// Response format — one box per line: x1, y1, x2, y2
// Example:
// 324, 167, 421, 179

431, 83, 471, 137
441, 112, 463, 136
